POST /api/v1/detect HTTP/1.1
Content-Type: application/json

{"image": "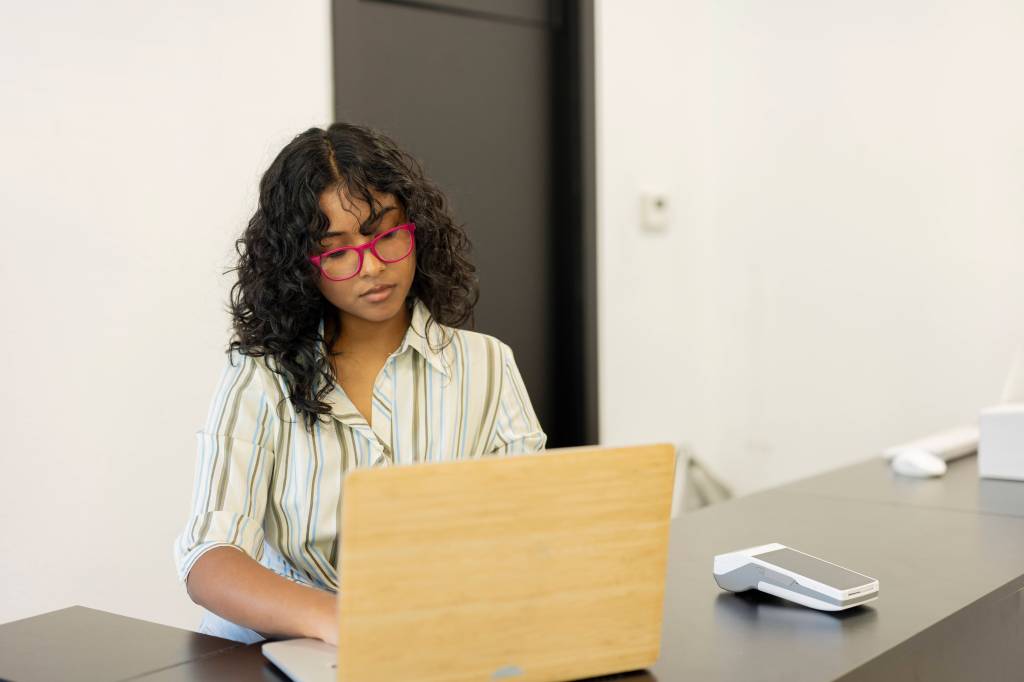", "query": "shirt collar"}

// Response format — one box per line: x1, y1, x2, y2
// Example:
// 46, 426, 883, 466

318, 298, 451, 378
397, 298, 452, 377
